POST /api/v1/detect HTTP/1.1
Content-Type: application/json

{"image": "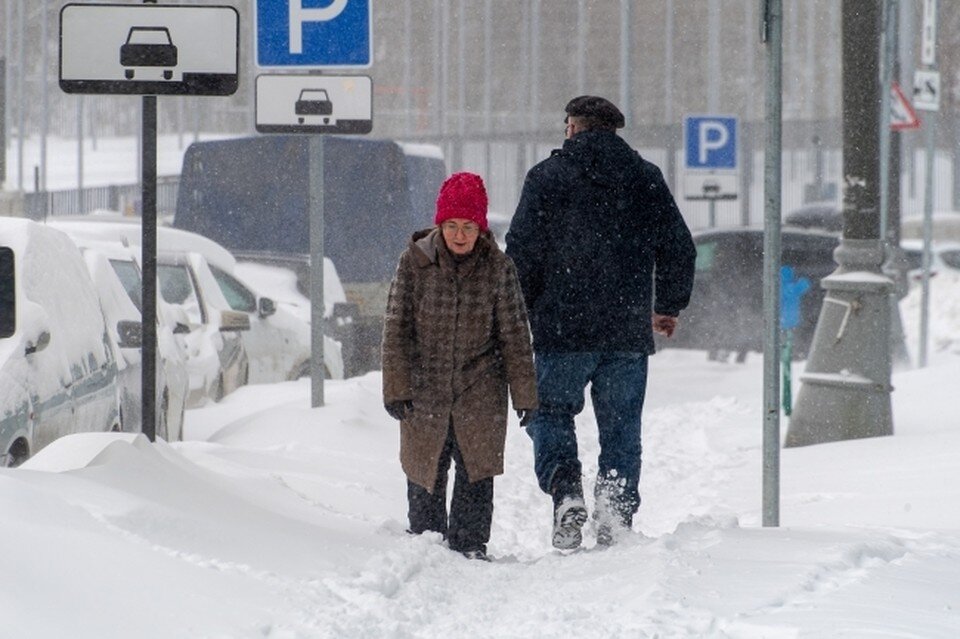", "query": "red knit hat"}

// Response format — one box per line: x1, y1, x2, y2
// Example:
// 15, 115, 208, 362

434, 172, 489, 232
